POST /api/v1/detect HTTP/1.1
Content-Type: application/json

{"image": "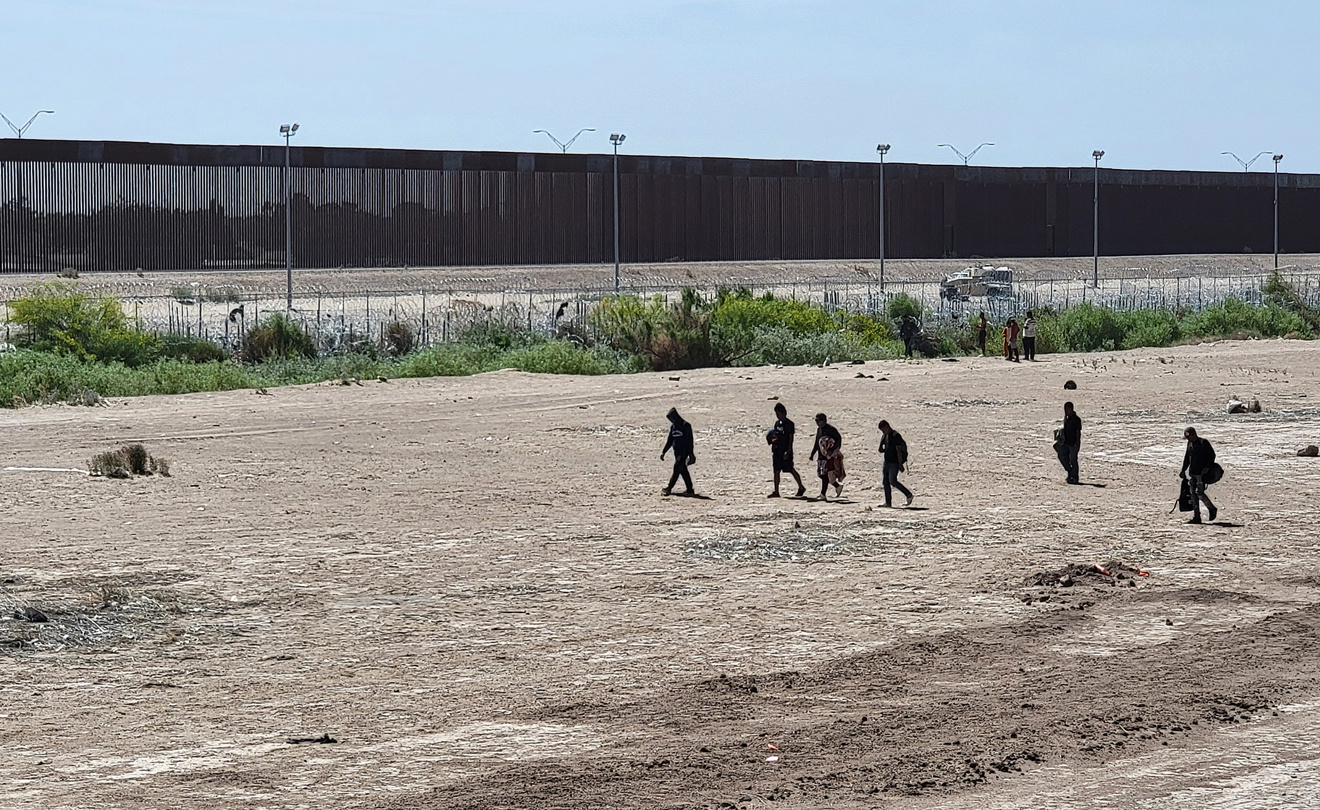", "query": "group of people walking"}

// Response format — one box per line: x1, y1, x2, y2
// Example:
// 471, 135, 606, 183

663, 404, 915, 507
664, 401, 1223, 524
